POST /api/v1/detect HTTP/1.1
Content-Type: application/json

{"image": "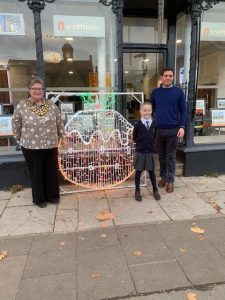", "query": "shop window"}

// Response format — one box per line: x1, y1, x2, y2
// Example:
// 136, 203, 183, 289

194, 2, 225, 144
123, 17, 167, 44
0, 0, 117, 156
